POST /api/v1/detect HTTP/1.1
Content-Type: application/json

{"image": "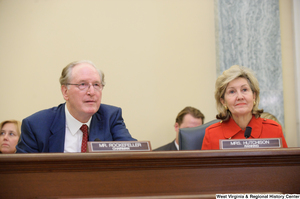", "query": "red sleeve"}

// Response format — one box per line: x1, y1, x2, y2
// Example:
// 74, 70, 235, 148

201, 128, 212, 150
